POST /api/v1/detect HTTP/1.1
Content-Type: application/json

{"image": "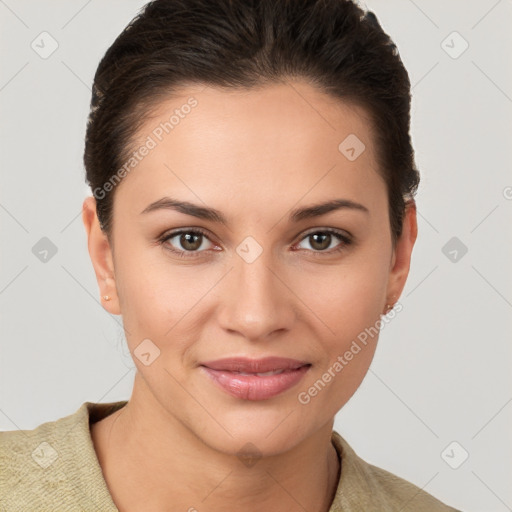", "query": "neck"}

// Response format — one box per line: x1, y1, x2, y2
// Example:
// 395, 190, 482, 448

92, 375, 340, 512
